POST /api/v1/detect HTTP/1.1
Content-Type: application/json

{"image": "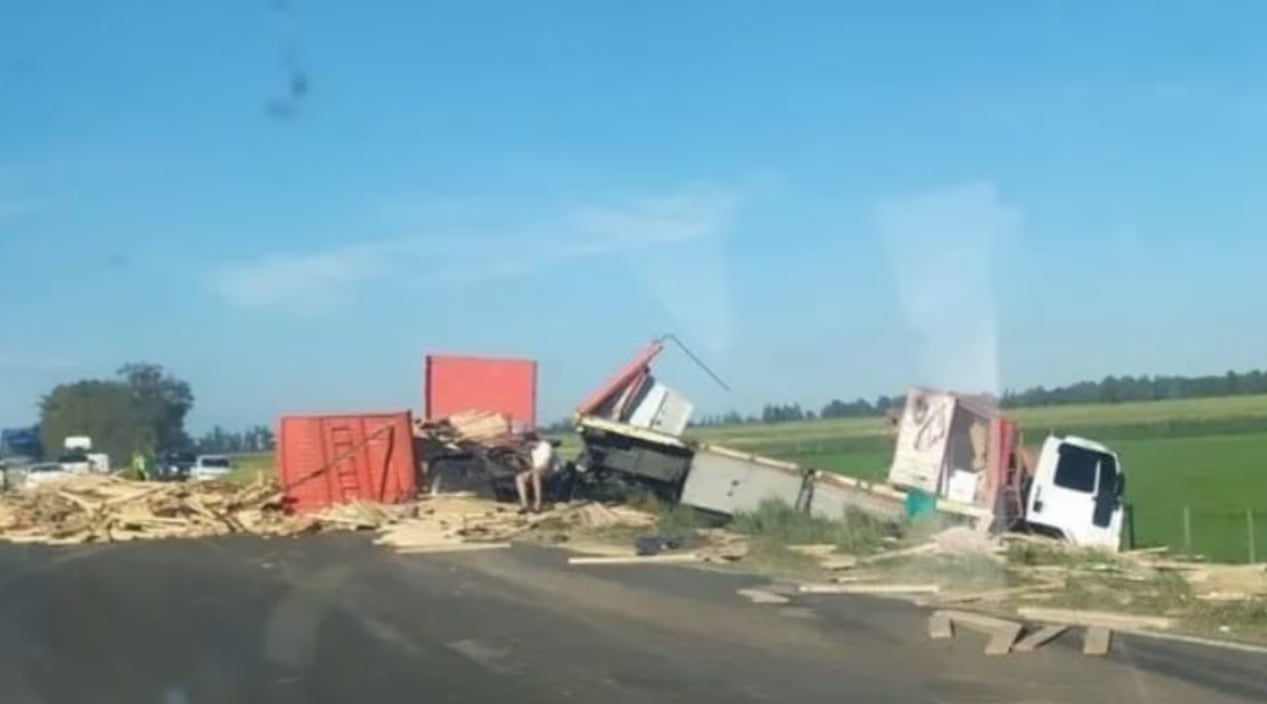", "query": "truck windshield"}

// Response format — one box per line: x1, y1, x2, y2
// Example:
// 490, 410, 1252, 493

1053, 445, 1115, 494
